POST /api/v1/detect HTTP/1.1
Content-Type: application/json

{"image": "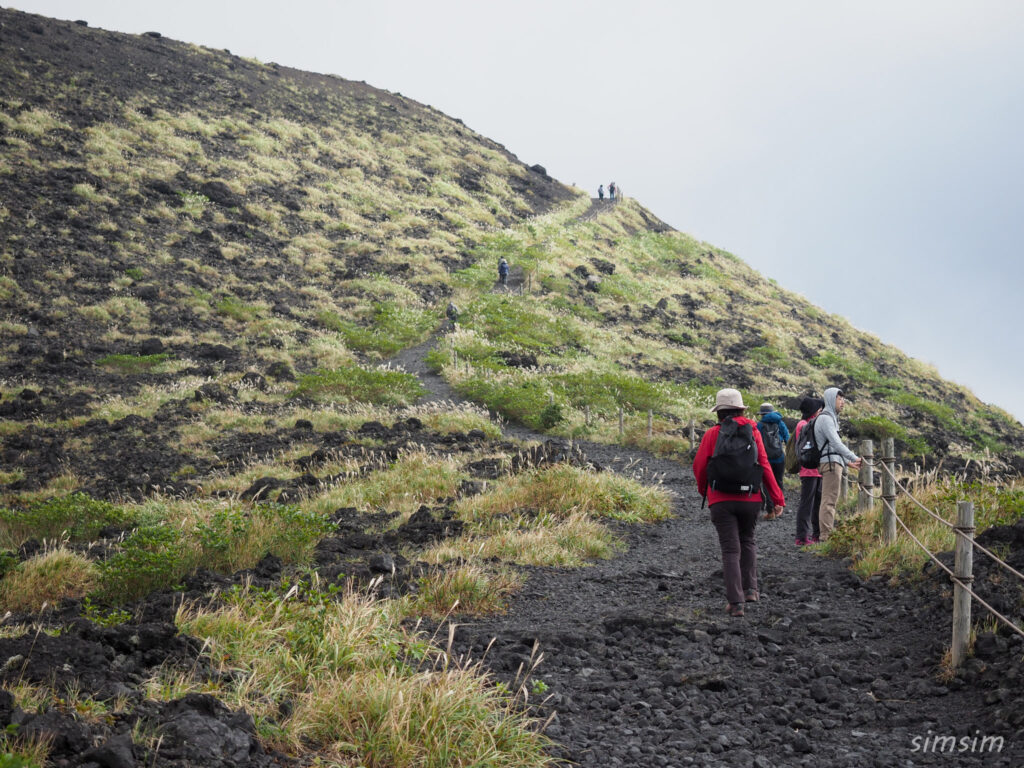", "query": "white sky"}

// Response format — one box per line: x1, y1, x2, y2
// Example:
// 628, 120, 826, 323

11, 1, 1024, 423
